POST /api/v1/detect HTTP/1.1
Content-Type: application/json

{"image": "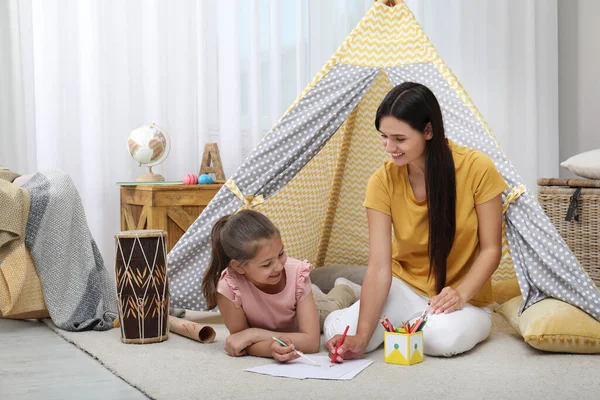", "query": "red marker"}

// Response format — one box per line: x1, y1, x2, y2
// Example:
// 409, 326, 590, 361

330, 325, 350, 367
383, 316, 394, 332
